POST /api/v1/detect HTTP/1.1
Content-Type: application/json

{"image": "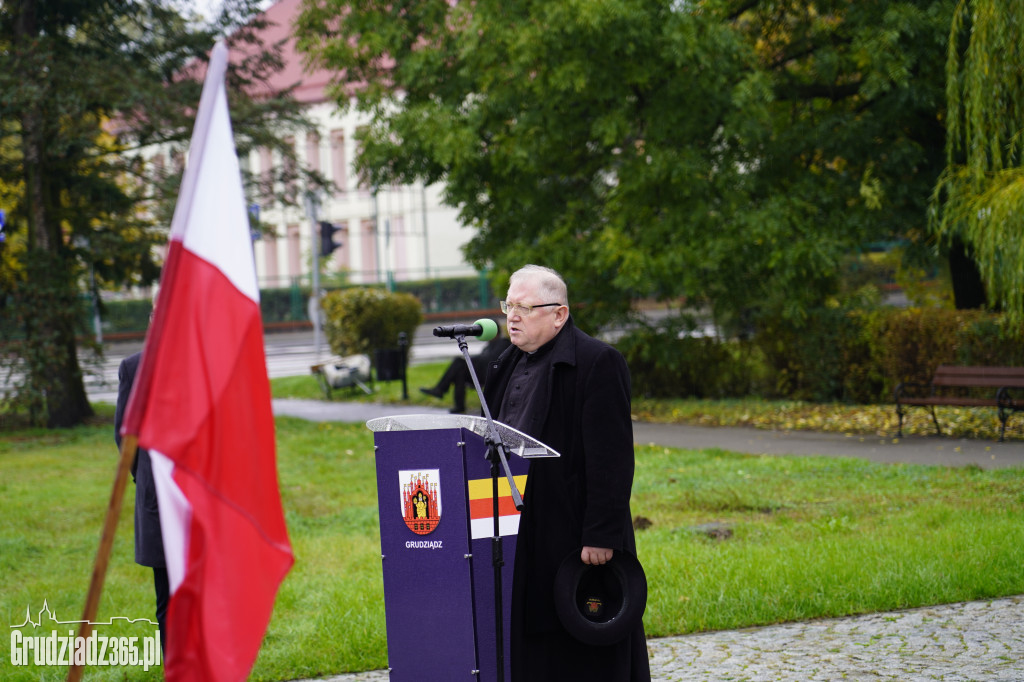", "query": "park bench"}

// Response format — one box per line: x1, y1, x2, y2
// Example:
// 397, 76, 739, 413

894, 365, 1024, 442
